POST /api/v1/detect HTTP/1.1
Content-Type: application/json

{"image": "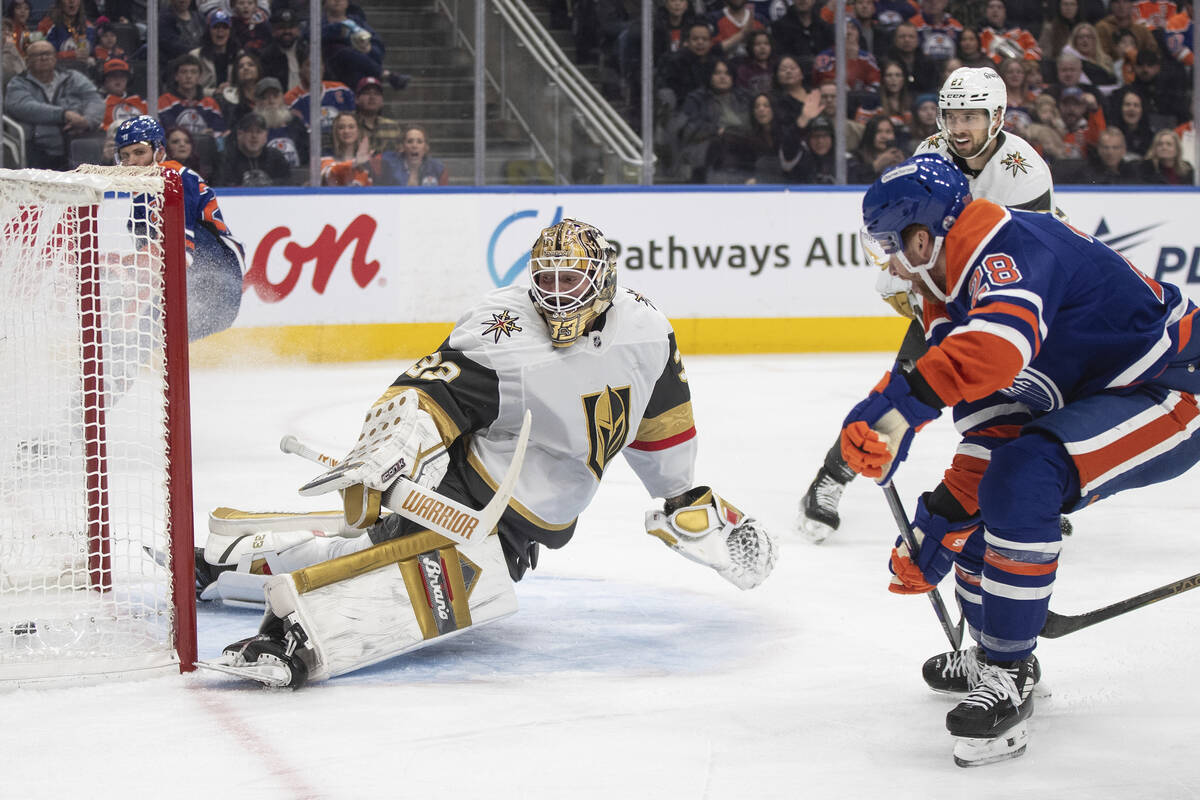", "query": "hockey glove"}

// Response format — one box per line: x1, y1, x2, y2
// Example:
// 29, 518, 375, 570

645, 486, 777, 590
841, 367, 942, 485
875, 270, 921, 320
888, 495, 979, 595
